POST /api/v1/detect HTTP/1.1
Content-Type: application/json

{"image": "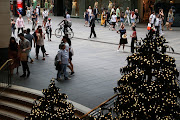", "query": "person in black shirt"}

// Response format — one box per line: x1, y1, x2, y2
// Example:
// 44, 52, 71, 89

89, 15, 96, 38
104, 9, 110, 27
32, 10, 37, 30
93, 6, 99, 23
59, 16, 72, 35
